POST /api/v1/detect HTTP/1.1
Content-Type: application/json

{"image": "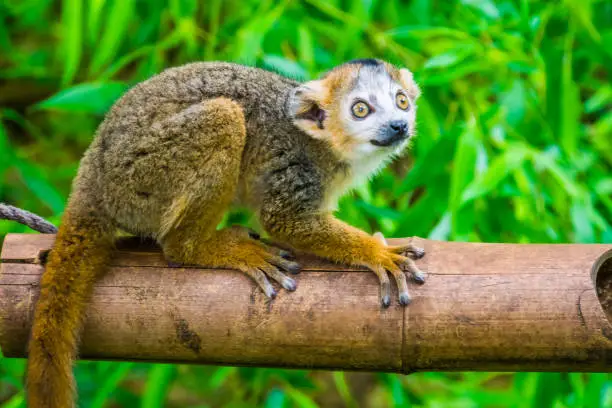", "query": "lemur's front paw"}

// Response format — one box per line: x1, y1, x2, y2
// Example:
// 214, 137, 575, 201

370, 233, 426, 308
